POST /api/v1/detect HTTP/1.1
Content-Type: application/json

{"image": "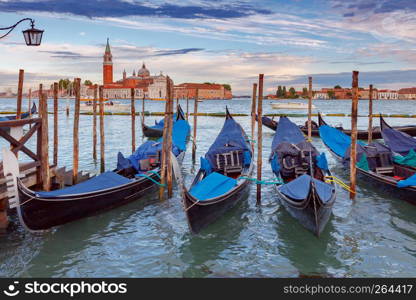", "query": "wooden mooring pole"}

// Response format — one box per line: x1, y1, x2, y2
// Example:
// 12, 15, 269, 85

92, 84, 98, 160
192, 89, 199, 164
308, 76, 313, 141
99, 86, 105, 173
350, 71, 359, 200
367, 84, 374, 144
257, 74, 264, 205
28, 88, 32, 129
131, 88, 136, 153
159, 79, 171, 200
251, 83, 257, 153
166, 77, 174, 197
39, 92, 50, 191
186, 92, 189, 121
73, 78, 81, 184
16, 69, 24, 119
53, 82, 59, 166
